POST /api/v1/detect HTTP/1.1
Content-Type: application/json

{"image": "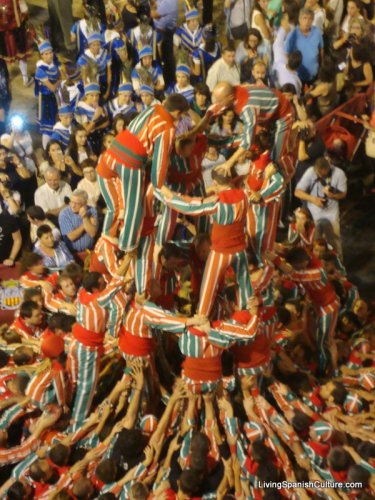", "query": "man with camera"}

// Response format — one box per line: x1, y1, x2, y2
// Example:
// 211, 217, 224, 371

295, 157, 347, 257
